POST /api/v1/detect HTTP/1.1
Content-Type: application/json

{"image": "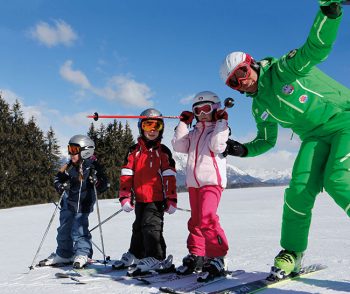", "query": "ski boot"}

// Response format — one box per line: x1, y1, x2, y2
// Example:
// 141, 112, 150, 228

176, 253, 204, 275
127, 255, 174, 276
270, 249, 304, 279
73, 255, 88, 269
38, 252, 73, 267
197, 257, 227, 282
112, 251, 139, 270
